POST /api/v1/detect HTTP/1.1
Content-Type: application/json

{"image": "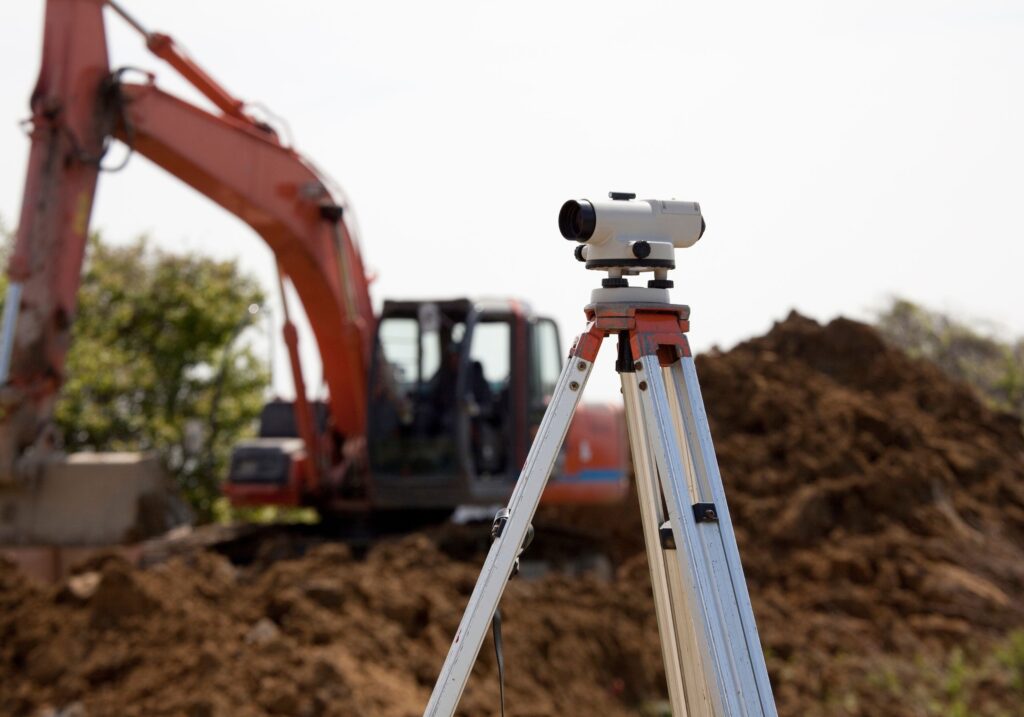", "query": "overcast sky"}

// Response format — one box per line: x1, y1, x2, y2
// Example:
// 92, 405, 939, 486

1, 0, 1021, 401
